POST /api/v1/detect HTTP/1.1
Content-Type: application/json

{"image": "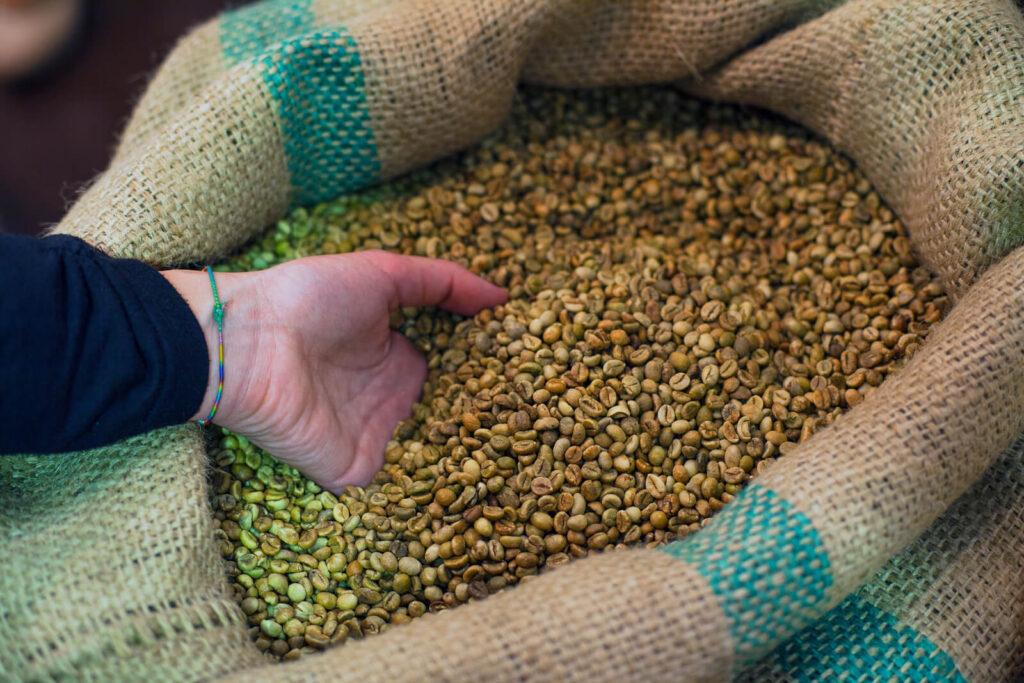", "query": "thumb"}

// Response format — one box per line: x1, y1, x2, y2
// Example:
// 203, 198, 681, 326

364, 251, 508, 315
